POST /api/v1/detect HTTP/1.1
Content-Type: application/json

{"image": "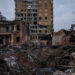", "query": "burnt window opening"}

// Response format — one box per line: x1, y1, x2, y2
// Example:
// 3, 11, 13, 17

21, 18, 23, 20
39, 17, 42, 20
33, 9, 37, 12
0, 37, 3, 44
34, 22, 37, 25
39, 4, 42, 7
45, 17, 47, 20
6, 27, 9, 32
16, 37, 20, 42
44, 26, 47, 28
16, 14, 20, 17
45, 30, 47, 33
31, 30, 35, 33
21, 9, 23, 11
31, 36, 34, 39
17, 25, 20, 31
12, 26, 14, 31
41, 35, 52, 40
39, 25, 47, 28
44, 3, 47, 8
39, 30, 42, 33
28, 14, 30, 16
34, 17, 37, 20
30, 36, 32, 40
39, 25, 43, 28
21, 13, 23, 16
33, 13, 37, 16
